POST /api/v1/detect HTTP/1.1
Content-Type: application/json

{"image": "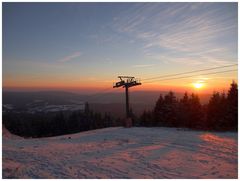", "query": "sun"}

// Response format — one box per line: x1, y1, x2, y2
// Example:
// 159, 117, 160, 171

193, 82, 204, 89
